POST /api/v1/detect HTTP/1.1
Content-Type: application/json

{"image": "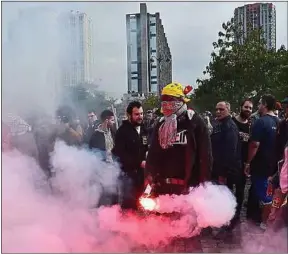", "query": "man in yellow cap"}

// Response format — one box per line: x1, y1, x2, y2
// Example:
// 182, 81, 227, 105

145, 82, 212, 192
145, 82, 212, 252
